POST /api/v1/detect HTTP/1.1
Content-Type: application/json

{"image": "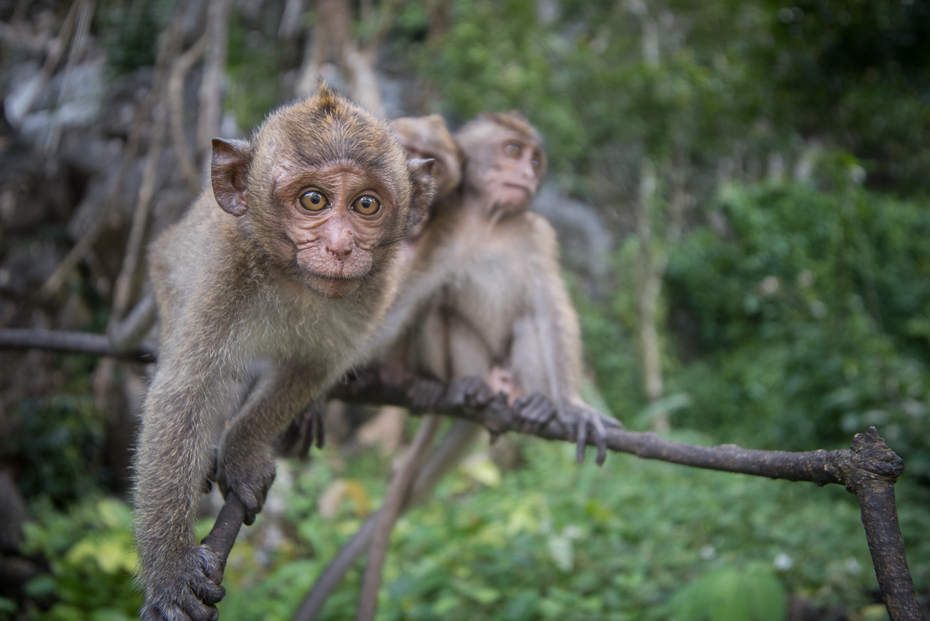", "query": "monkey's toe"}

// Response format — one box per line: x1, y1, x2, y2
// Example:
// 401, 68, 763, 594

447, 376, 494, 408
559, 404, 620, 466
409, 378, 445, 410
514, 393, 557, 427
